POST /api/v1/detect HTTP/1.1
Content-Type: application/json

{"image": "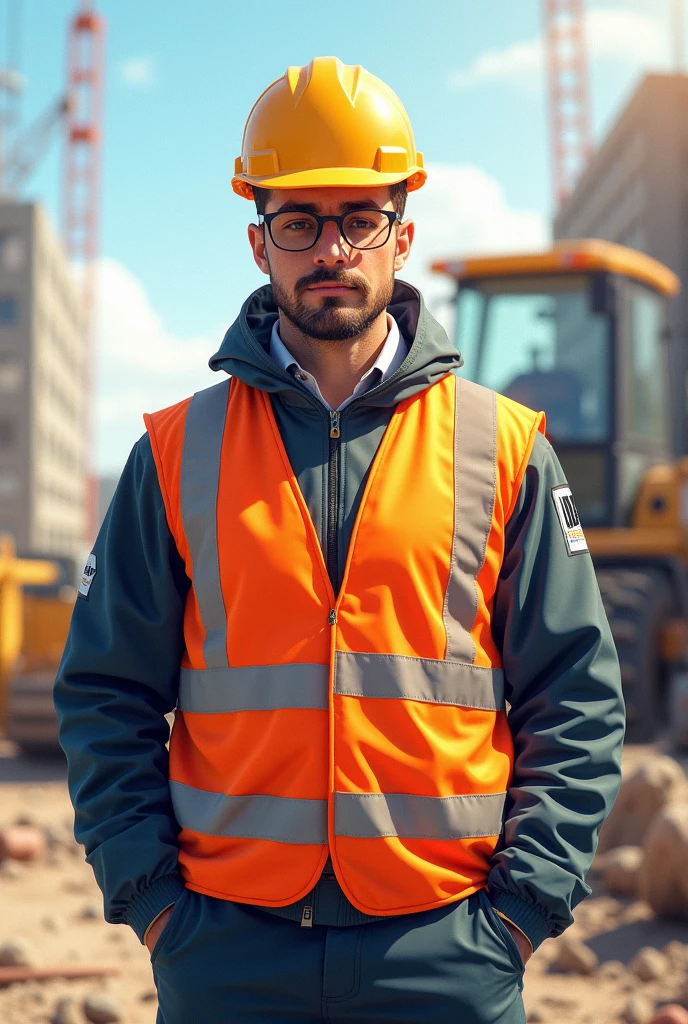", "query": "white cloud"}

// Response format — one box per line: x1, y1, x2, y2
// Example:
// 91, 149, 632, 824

94, 258, 220, 472
120, 56, 157, 88
449, 39, 543, 90
93, 164, 548, 471
449, 7, 669, 90
400, 163, 549, 322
